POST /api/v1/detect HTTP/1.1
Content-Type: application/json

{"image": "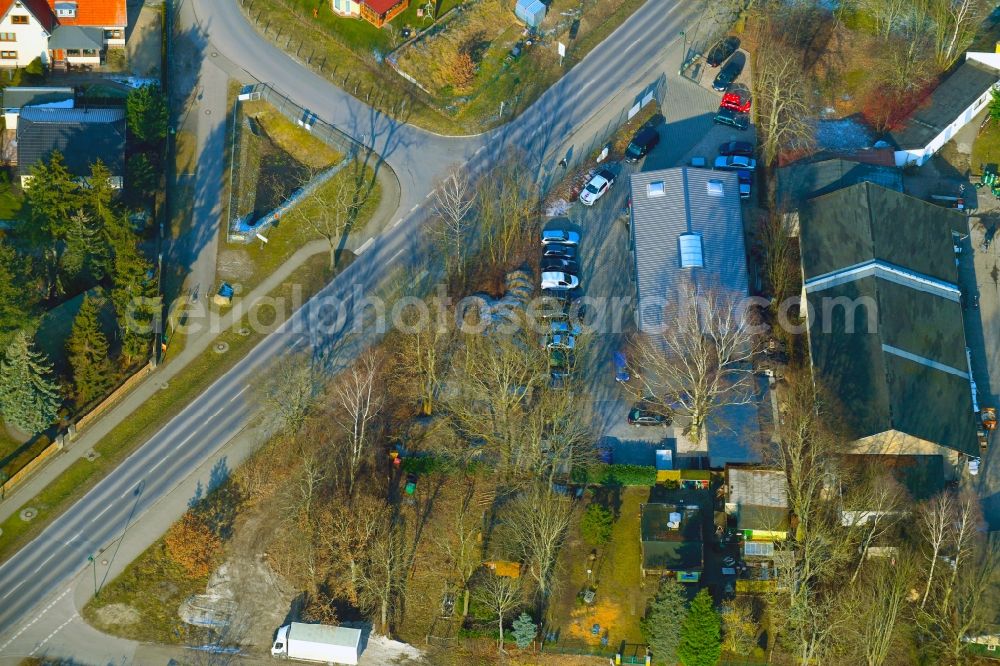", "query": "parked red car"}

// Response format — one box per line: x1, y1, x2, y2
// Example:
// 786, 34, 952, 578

720, 91, 751, 113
